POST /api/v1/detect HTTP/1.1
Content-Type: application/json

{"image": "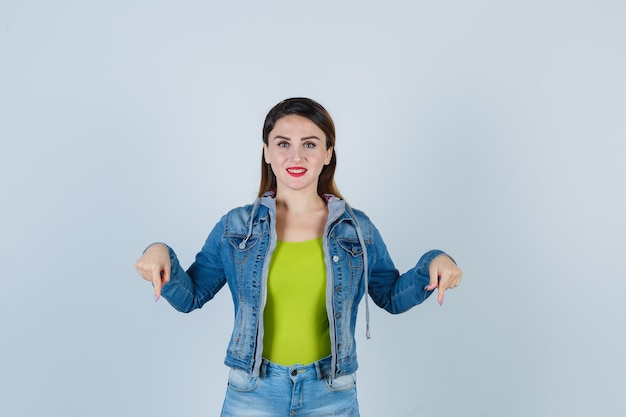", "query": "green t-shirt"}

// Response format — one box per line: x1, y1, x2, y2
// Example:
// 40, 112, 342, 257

262, 237, 331, 365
